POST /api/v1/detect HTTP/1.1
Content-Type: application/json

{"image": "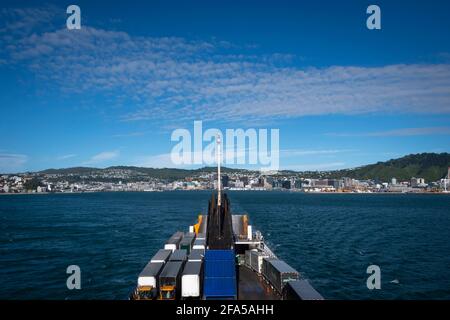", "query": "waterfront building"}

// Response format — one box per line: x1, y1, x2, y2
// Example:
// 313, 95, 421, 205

294, 179, 303, 189
411, 177, 426, 188
222, 175, 229, 188
281, 180, 291, 189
